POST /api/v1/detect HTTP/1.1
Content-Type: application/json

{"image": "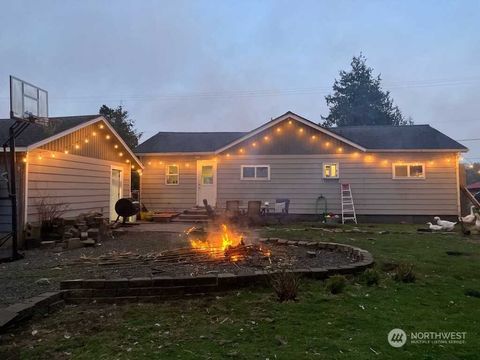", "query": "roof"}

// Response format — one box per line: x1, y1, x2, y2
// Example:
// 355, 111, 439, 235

467, 181, 480, 190
329, 125, 468, 151
135, 111, 468, 154
135, 132, 247, 154
0, 115, 100, 148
